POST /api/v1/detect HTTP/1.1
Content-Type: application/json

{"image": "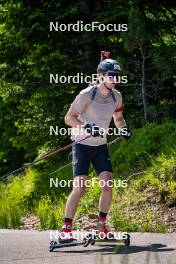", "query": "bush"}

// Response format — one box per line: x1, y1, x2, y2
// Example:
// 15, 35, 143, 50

110, 121, 176, 177
0, 121, 175, 230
